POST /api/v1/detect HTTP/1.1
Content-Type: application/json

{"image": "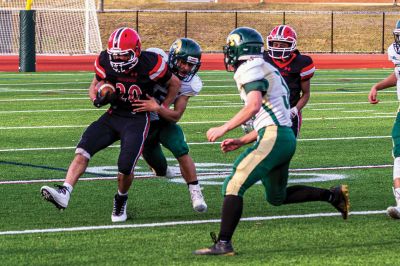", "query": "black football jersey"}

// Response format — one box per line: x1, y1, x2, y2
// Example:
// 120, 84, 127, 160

264, 50, 315, 107
94, 50, 172, 116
